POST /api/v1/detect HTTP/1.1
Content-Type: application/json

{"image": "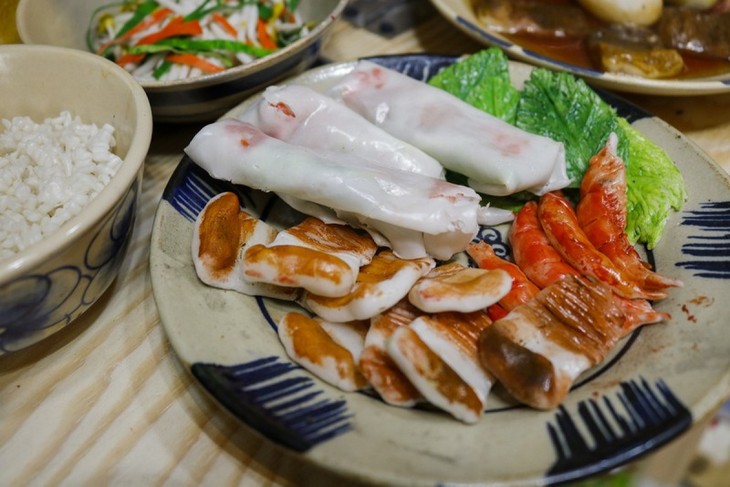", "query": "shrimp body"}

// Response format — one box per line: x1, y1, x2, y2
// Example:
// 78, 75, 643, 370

509, 200, 581, 288
511, 199, 667, 333
466, 240, 539, 310
539, 191, 666, 301
577, 137, 682, 292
